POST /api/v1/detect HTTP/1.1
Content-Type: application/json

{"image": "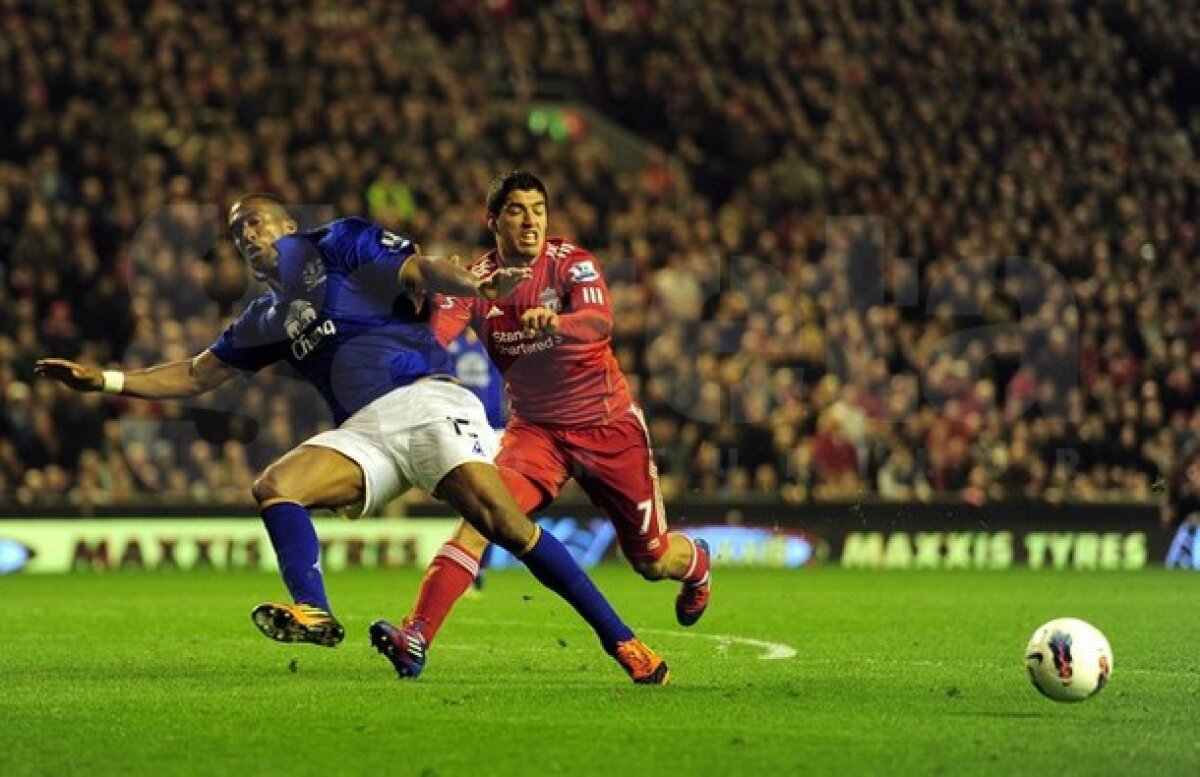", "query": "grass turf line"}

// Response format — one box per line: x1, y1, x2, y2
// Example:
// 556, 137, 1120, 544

2, 567, 1199, 776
